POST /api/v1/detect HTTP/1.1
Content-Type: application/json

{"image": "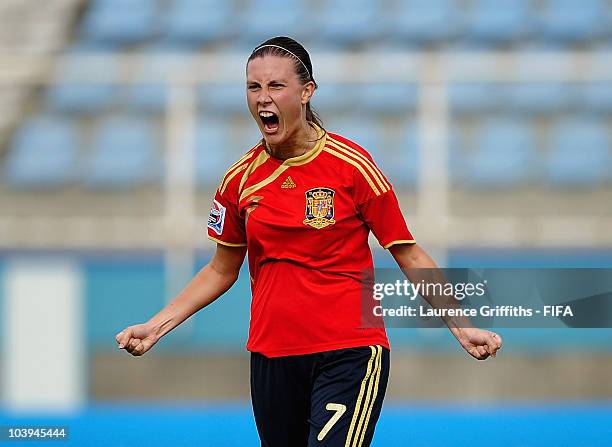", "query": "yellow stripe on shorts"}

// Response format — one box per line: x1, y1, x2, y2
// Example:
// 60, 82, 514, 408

344, 345, 382, 447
